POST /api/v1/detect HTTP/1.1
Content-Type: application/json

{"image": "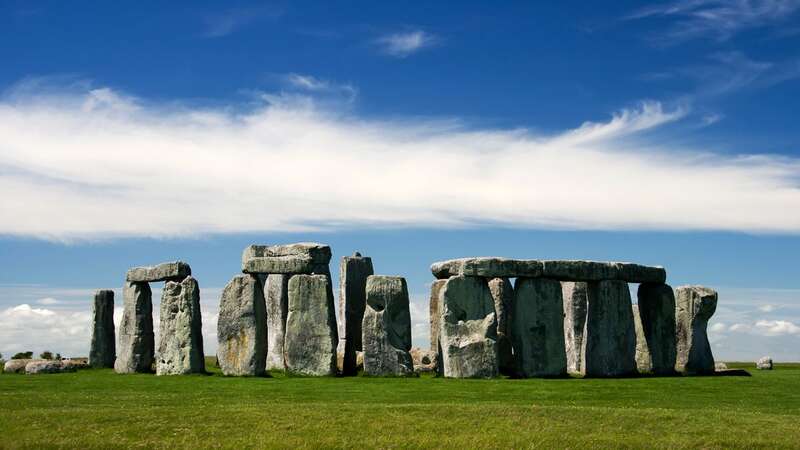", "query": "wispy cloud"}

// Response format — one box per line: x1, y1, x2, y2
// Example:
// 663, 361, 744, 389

628, 0, 800, 43
376, 30, 437, 57
283, 73, 358, 101
0, 81, 799, 241
202, 6, 281, 38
